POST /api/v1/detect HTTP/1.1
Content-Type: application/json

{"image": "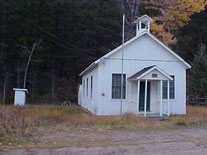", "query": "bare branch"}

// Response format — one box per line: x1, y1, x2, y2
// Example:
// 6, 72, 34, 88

23, 39, 42, 89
